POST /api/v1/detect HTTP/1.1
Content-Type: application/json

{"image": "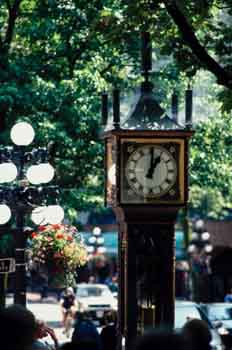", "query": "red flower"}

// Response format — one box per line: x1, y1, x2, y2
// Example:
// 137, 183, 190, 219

56, 233, 64, 239
52, 224, 61, 230
31, 232, 38, 239
67, 236, 73, 241
38, 225, 46, 231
